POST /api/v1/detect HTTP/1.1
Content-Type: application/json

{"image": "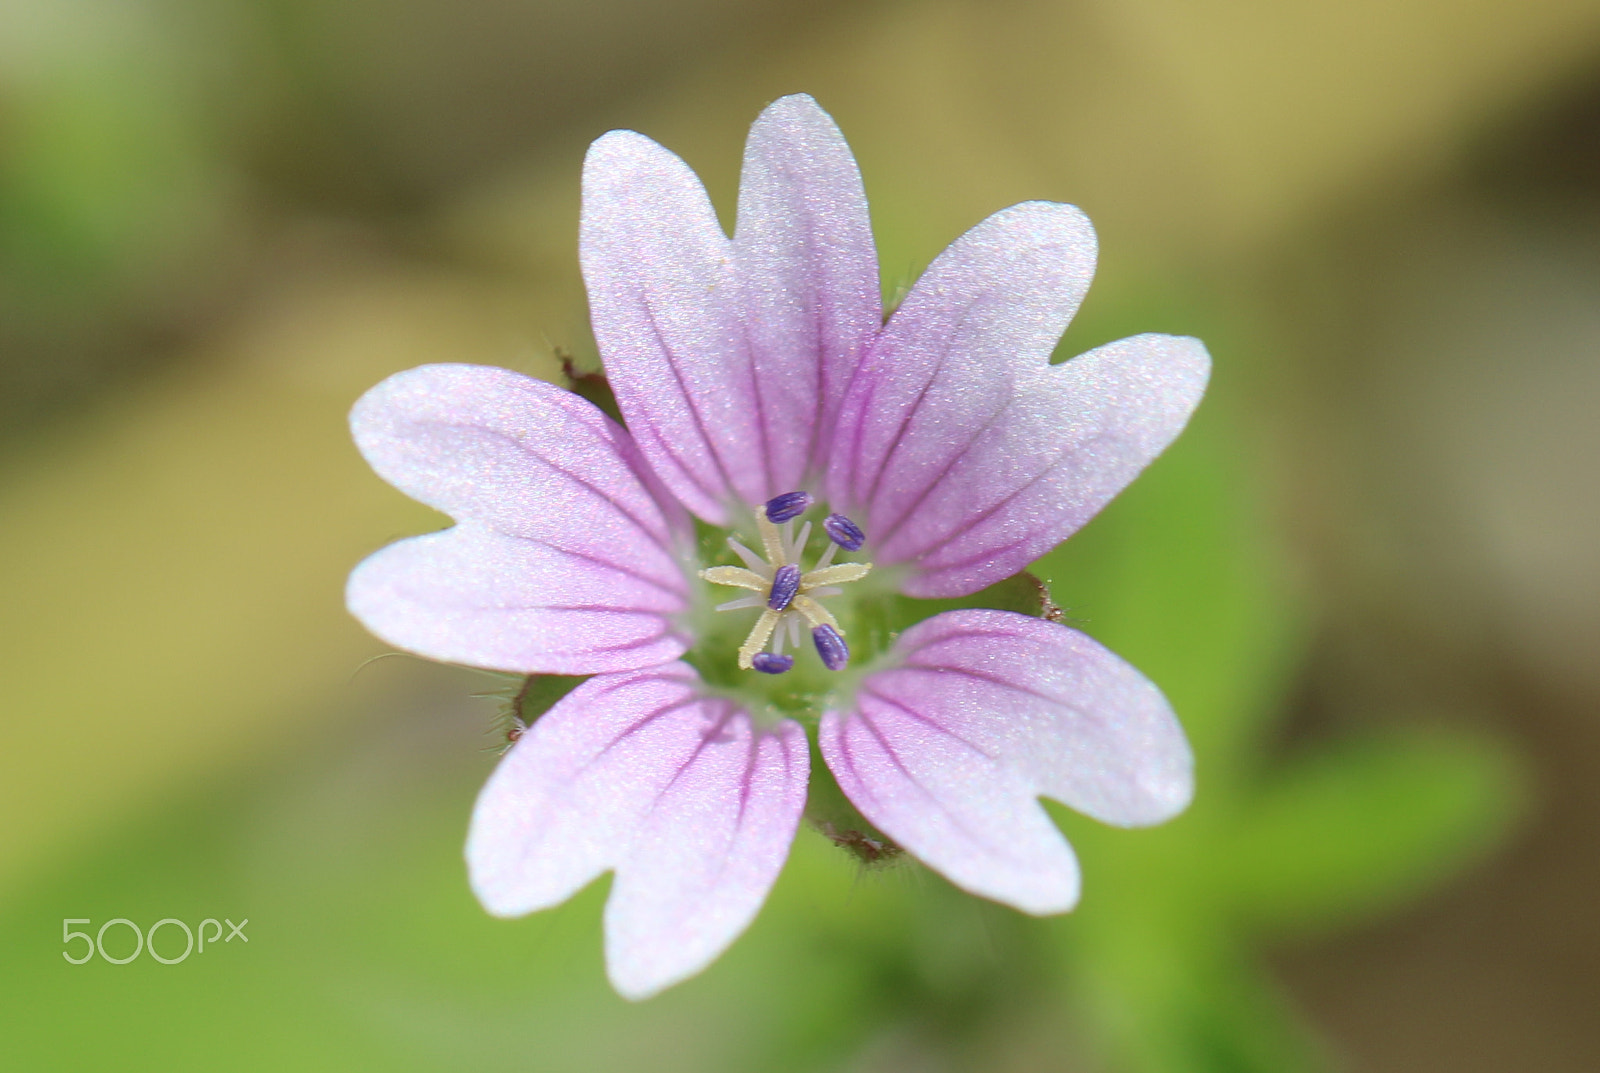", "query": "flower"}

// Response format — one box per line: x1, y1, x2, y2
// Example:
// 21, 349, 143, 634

346, 95, 1209, 999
